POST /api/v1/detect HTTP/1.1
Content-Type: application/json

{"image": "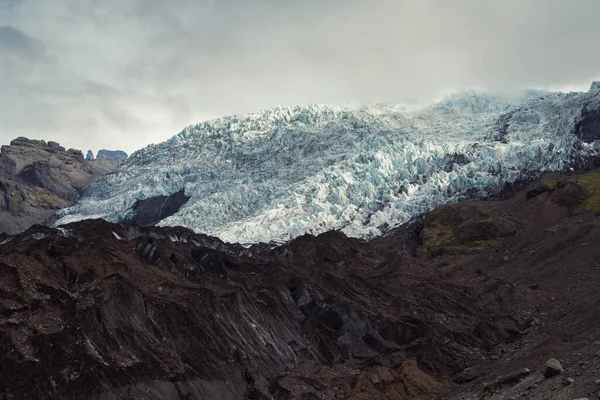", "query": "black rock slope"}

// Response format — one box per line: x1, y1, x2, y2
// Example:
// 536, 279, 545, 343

2, 169, 600, 399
